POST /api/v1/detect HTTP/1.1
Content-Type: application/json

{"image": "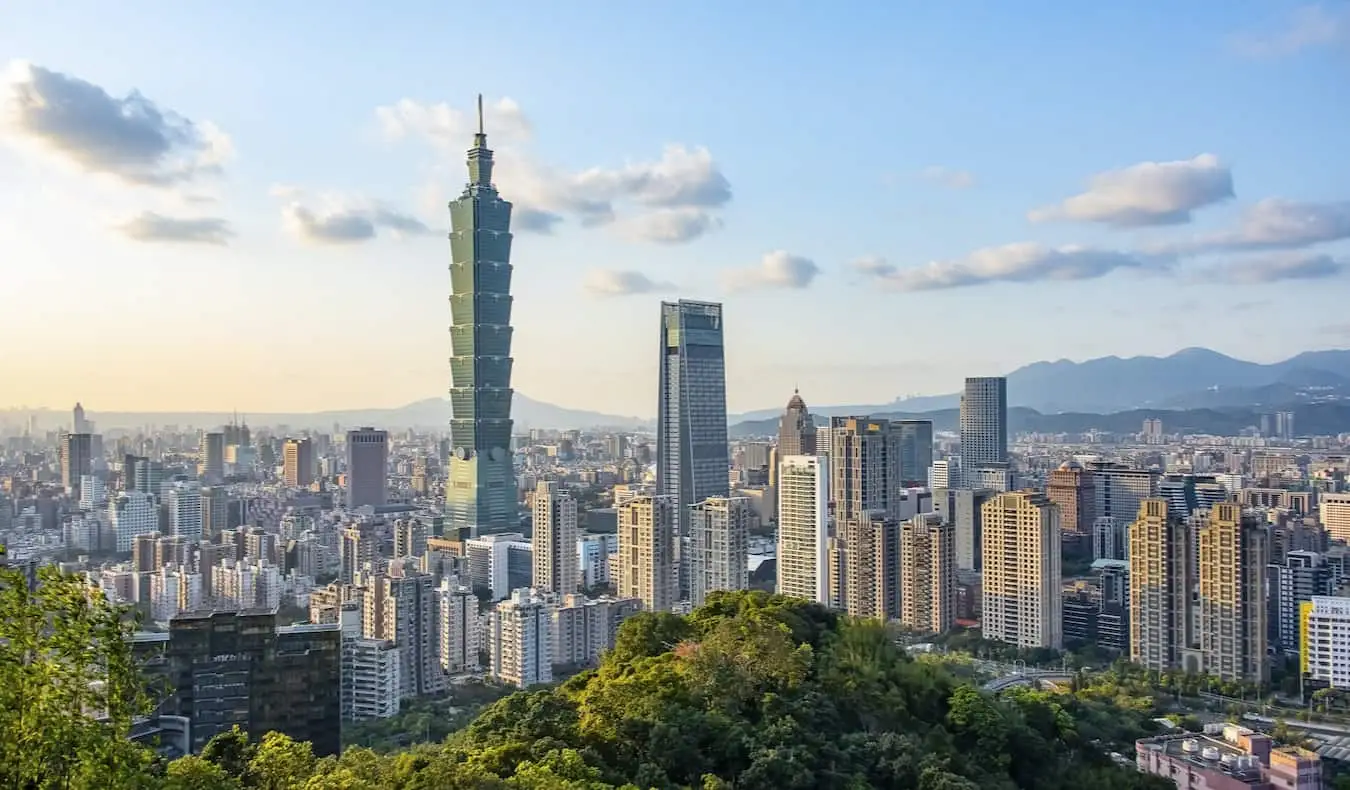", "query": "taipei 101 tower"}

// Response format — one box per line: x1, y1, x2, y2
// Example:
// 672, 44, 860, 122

445, 95, 517, 536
